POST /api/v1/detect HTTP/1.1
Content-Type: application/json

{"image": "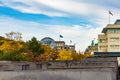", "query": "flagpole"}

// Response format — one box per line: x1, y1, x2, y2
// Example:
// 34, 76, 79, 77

109, 10, 113, 24
109, 11, 110, 24
70, 40, 71, 45
59, 36, 60, 41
